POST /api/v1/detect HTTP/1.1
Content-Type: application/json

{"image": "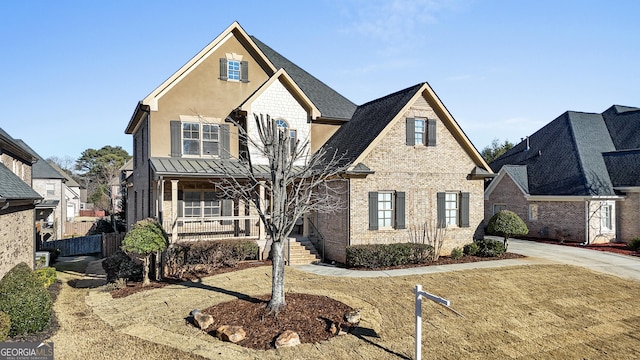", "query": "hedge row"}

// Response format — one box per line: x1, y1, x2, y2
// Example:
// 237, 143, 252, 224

346, 243, 434, 269
165, 239, 259, 278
